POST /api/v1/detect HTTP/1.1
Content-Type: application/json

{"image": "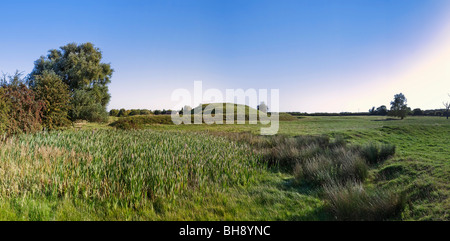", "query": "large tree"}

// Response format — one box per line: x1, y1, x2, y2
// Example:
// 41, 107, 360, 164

29, 42, 113, 121
389, 93, 408, 120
